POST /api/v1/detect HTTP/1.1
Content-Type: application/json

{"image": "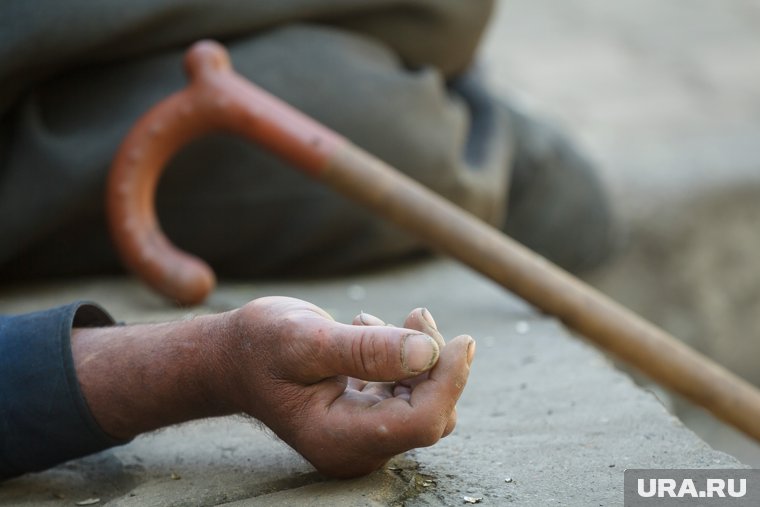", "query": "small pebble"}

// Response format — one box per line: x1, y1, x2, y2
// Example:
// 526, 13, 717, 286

515, 321, 530, 334
463, 496, 483, 504
504, 477, 513, 483
75, 499, 101, 506
170, 472, 182, 480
